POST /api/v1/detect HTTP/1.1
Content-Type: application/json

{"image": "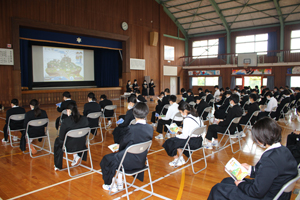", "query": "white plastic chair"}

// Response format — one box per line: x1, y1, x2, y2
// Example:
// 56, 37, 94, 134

87, 112, 103, 145
58, 127, 93, 177
217, 116, 242, 153
273, 164, 300, 200
101, 105, 117, 130
109, 140, 153, 200
7, 114, 25, 148
24, 118, 51, 158
174, 126, 207, 174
